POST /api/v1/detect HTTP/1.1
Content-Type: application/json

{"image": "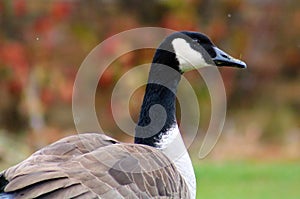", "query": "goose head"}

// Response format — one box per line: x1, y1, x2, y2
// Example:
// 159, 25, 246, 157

136, 31, 247, 146
152, 31, 246, 73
